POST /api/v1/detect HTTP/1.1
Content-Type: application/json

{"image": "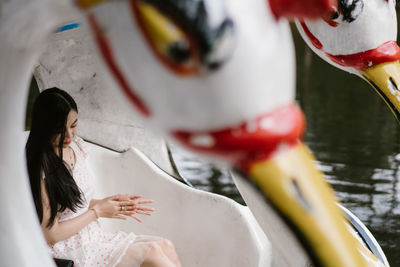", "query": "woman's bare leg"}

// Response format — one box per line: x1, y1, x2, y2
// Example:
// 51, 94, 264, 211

141, 239, 181, 267
116, 237, 181, 267
159, 239, 181, 267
